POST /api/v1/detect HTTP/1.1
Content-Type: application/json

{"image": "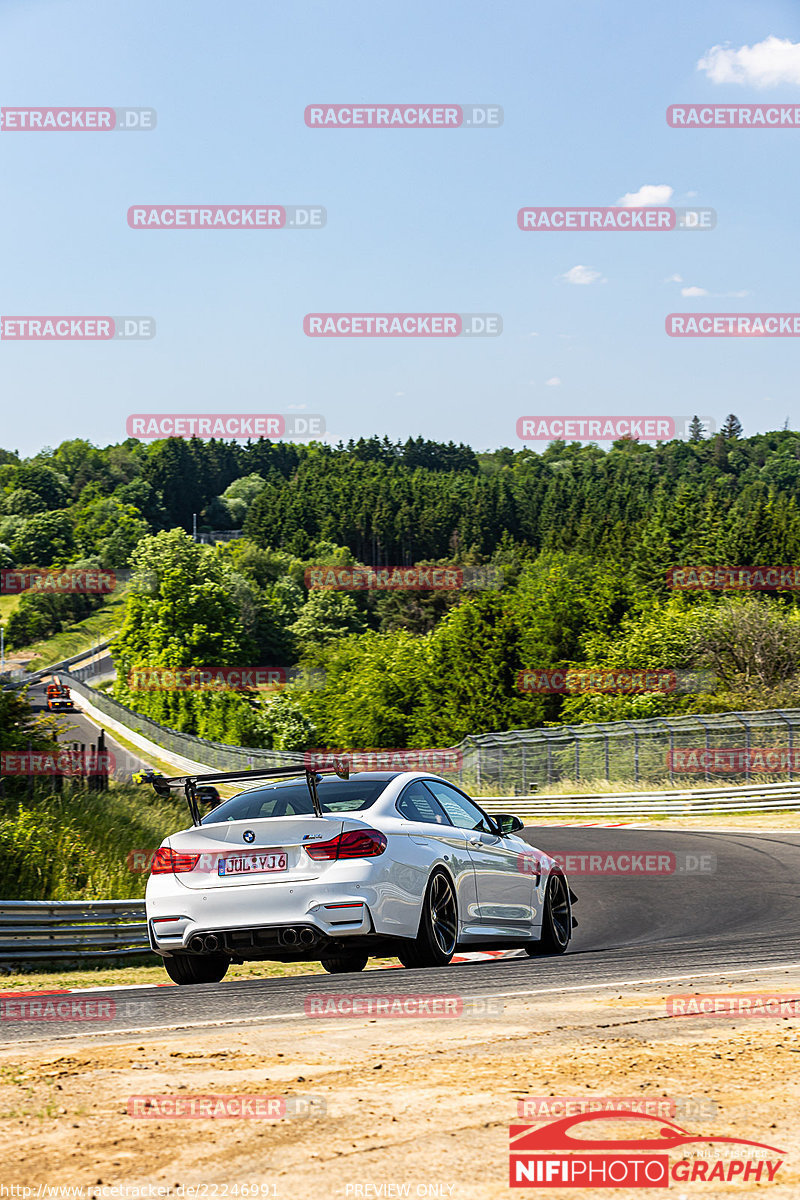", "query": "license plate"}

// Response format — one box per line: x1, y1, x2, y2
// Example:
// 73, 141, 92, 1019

218, 852, 288, 876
